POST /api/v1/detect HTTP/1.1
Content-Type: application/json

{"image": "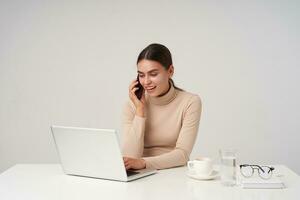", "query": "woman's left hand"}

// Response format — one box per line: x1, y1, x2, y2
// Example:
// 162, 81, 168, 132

123, 157, 146, 170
